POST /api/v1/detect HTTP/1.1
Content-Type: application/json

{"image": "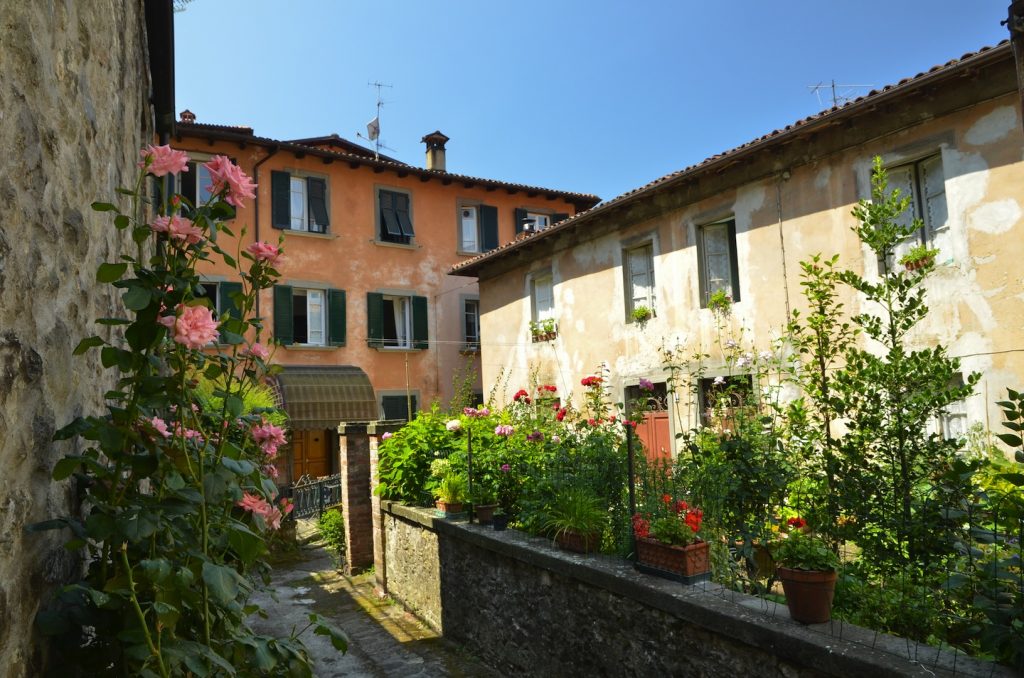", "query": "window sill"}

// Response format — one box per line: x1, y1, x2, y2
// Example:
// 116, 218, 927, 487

373, 239, 420, 251
280, 229, 336, 240
457, 249, 486, 257
372, 346, 423, 353
459, 345, 481, 355
282, 344, 341, 351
